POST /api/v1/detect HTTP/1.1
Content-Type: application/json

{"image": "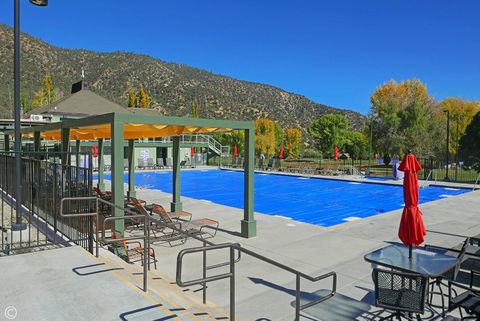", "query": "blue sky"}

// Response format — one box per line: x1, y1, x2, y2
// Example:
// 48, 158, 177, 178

1, 1, 479, 115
